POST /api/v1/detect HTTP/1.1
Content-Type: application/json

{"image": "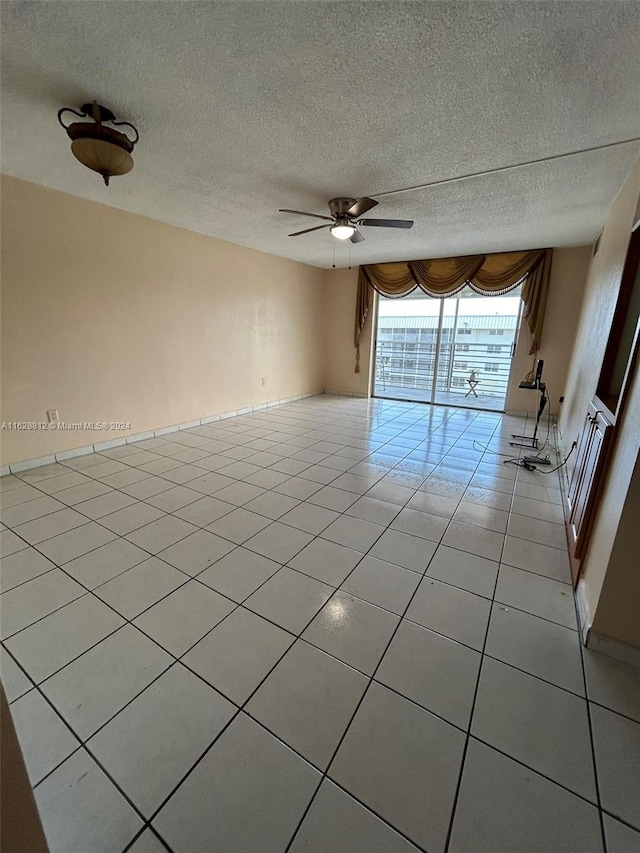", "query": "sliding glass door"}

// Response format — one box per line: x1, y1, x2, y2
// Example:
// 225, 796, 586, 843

372, 286, 522, 410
